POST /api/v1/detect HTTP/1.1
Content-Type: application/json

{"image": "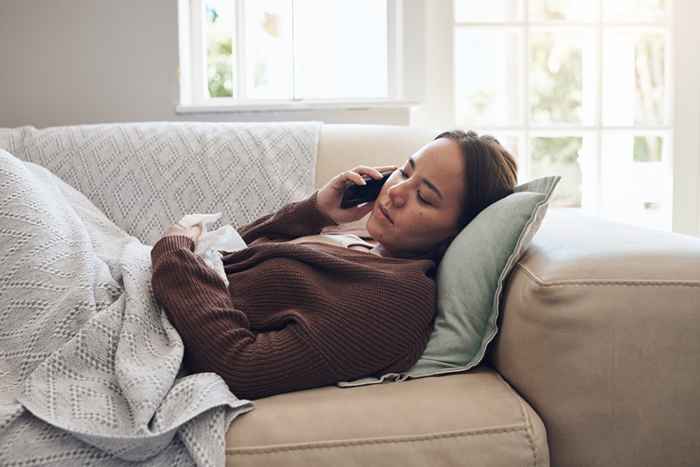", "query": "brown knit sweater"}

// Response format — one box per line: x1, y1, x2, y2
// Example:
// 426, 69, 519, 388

150, 190, 437, 400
